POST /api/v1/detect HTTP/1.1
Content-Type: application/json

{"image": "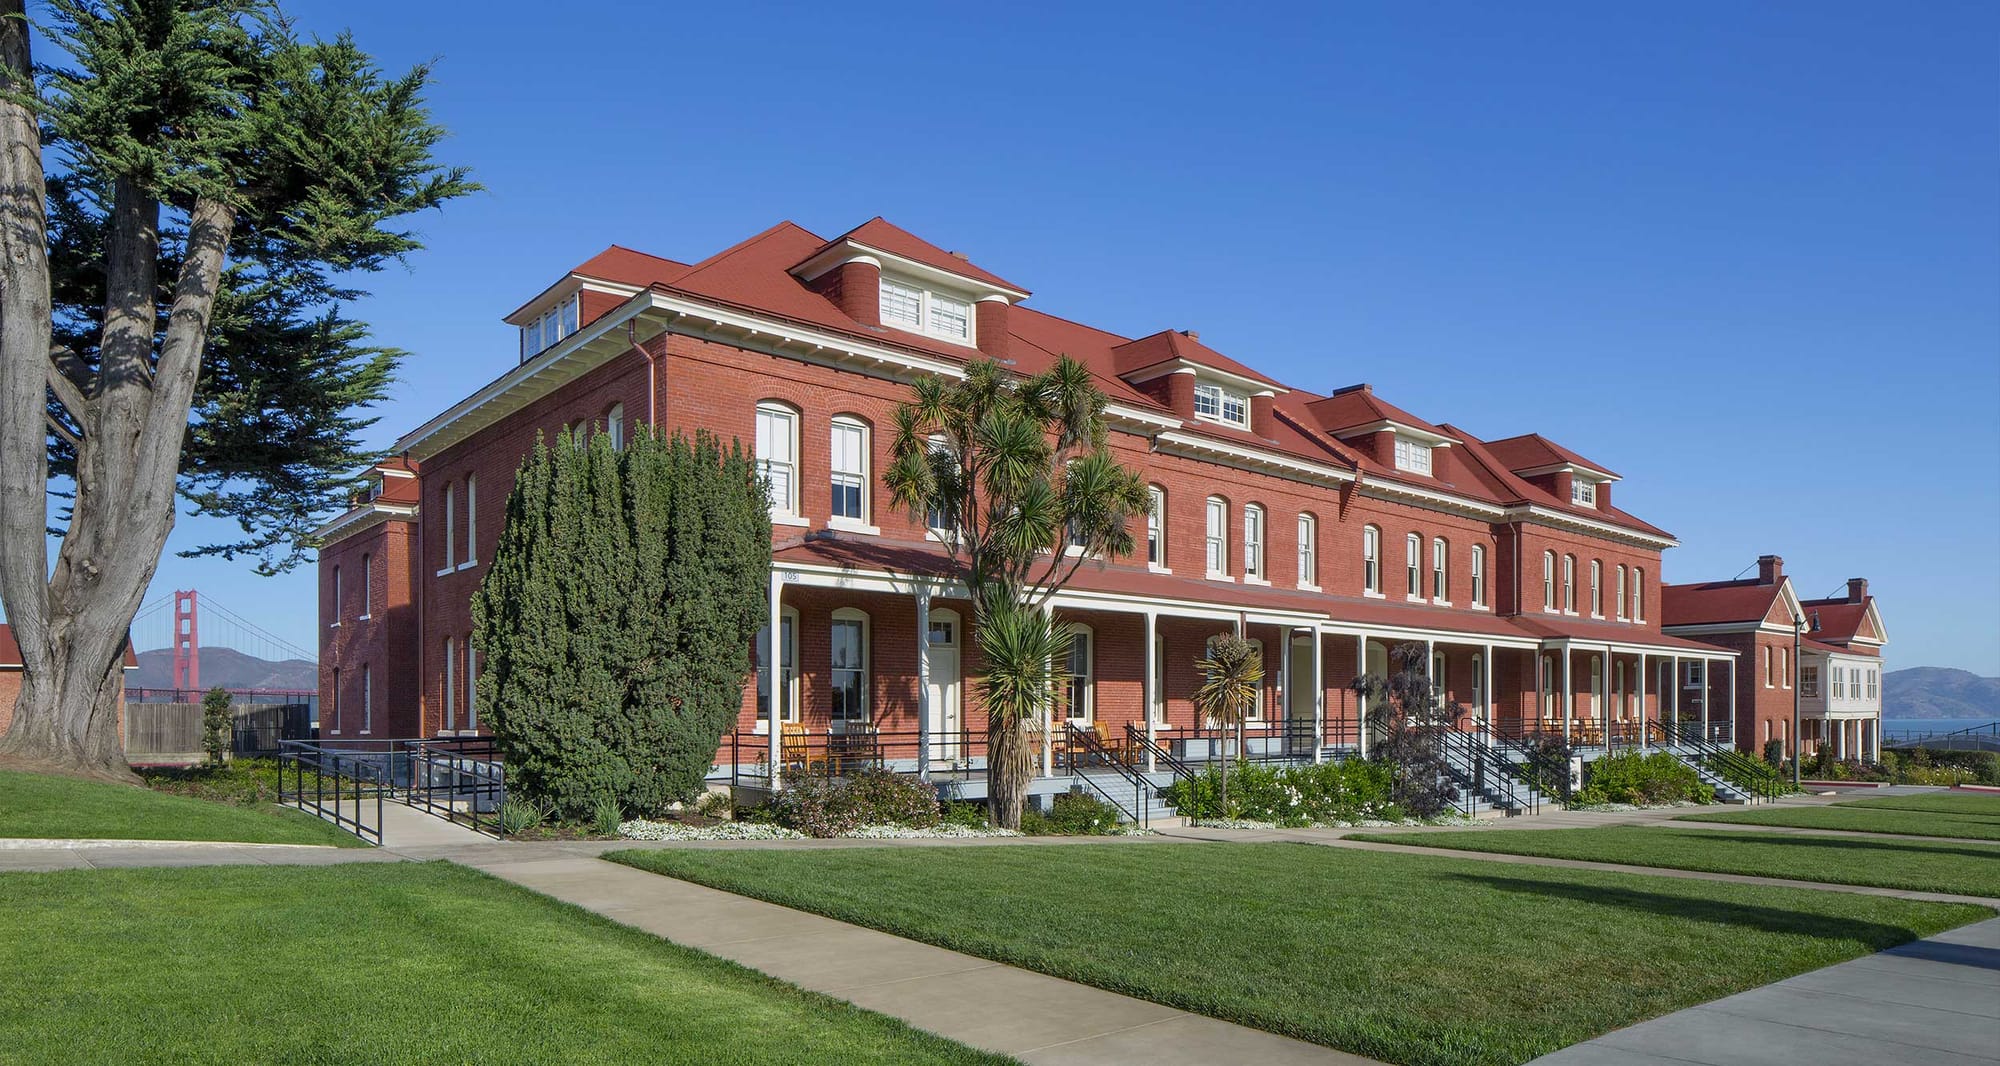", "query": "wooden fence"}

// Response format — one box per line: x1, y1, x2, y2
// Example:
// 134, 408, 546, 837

124, 701, 312, 762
